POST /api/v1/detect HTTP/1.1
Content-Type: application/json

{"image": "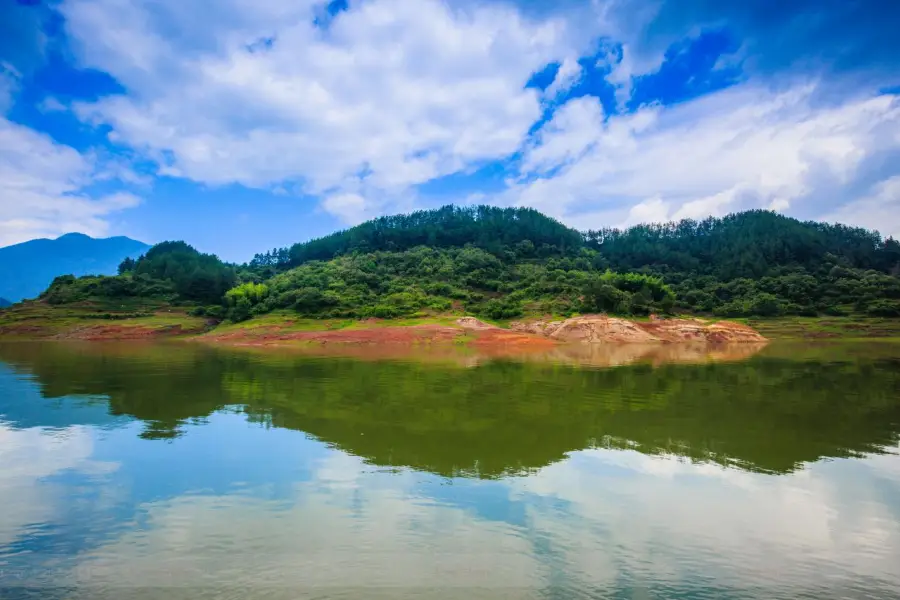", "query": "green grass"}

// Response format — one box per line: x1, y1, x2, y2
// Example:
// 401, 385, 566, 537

213, 312, 477, 334
210, 312, 356, 333
739, 316, 900, 340
0, 300, 209, 339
